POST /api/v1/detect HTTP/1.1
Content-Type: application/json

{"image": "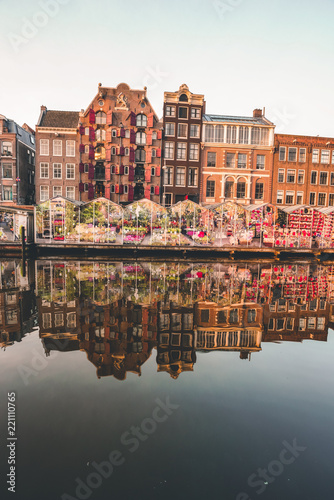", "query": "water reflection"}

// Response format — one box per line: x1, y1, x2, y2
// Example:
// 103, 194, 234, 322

26, 260, 333, 379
